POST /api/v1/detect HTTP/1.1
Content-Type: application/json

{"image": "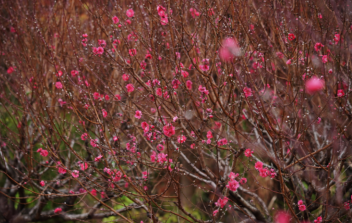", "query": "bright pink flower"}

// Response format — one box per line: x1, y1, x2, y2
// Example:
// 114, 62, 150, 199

229, 172, 239, 180
72, 170, 79, 178
163, 124, 175, 137
126, 9, 134, 17
82, 33, 88, 38
122, 74, 129, 81
90, 139, 98, 147
189, 8, 200, 18
219, 37, 240, 61
239, 178, 247, 184
275, 211, 291, 223
334, 33, 340, 44
102, 109, 107, 118
114, 94, 121, 101
54, 207, 62, 214
129, 48, 137, 56
314, 216, 323, 223
135, 110, 142, 119
81, 133, 88, 140
95, 155, 103, 162
322, 55, 328, 63
7, 67, 14, 74
37, 148, 48, 157
288, 33, 296, 41
126, 84, 135, 93
314, 42, 324, 51
58, 167, 66, 174
80, 162, 88, 170
157, 153, 168, 163
142, 171, 148, 179
206, 131, 213, 139
55, 82, 63, 89
93, 47, 104, 55
305, 77, 324, 94
40, 181, 45, 186
344, 202, 350, 210
156, 144, 164, 151
298, 200, 306, 211
226, 179, 240, 192
244, 149, 253, 157
186, 80, 193, 90
337, 89, 345, 97
286, 59, 291, 65
112, 16, 119, 24
177, 135, 186, 143
172, 79, 180, 89
243, 87, 253, 97
213, 210, 218, 216
215, 197, 228, 208
141, 122, 149, 132
255, 161, 263, 170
